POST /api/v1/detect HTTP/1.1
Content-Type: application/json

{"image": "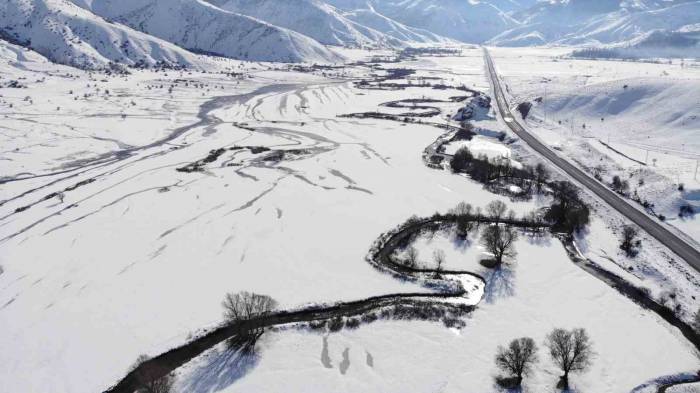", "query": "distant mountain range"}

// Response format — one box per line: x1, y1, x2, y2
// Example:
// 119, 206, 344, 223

489, 0, 700, 47
1, 0, 697, 69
